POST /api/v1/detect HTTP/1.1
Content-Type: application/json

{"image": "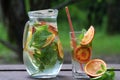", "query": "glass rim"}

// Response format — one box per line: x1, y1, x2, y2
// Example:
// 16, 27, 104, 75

28, 9, 58, 18
69, 31, 83, 39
